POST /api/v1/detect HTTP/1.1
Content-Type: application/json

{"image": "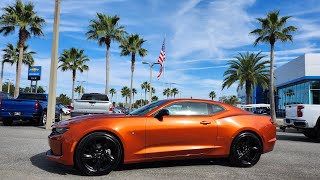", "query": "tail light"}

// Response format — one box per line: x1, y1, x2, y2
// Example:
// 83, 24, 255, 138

35, 101, 39, 110
67, 105, 74, 110
109, 104, 113, 112
0, 99, 2, 107
297, 105, 304, 117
